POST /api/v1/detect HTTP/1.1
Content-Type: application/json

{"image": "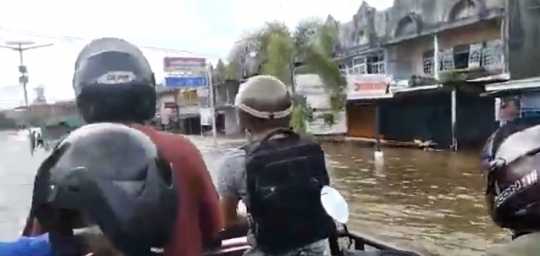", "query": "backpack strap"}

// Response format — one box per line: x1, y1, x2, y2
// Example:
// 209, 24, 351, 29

239, 142, 259, 156
260, 128, 298, 143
